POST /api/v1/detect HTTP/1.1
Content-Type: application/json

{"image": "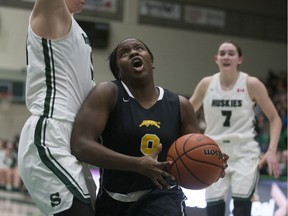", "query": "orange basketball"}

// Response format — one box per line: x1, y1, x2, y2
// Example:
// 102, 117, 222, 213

166, 133, 225, 190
